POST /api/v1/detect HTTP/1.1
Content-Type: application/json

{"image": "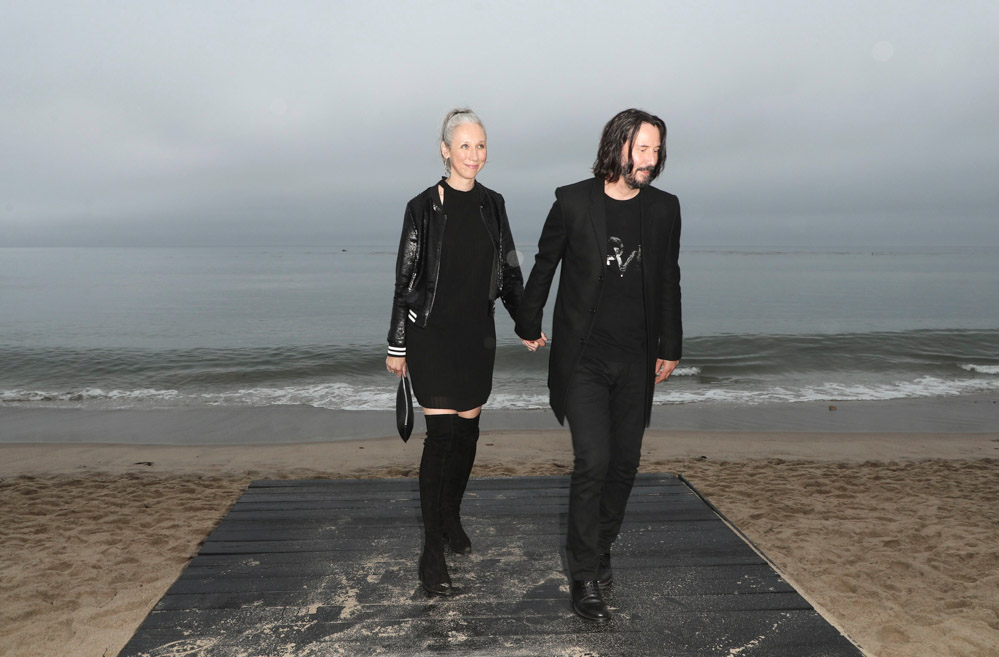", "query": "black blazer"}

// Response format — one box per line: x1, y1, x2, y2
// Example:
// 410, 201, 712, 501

515, 177, 682, 425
